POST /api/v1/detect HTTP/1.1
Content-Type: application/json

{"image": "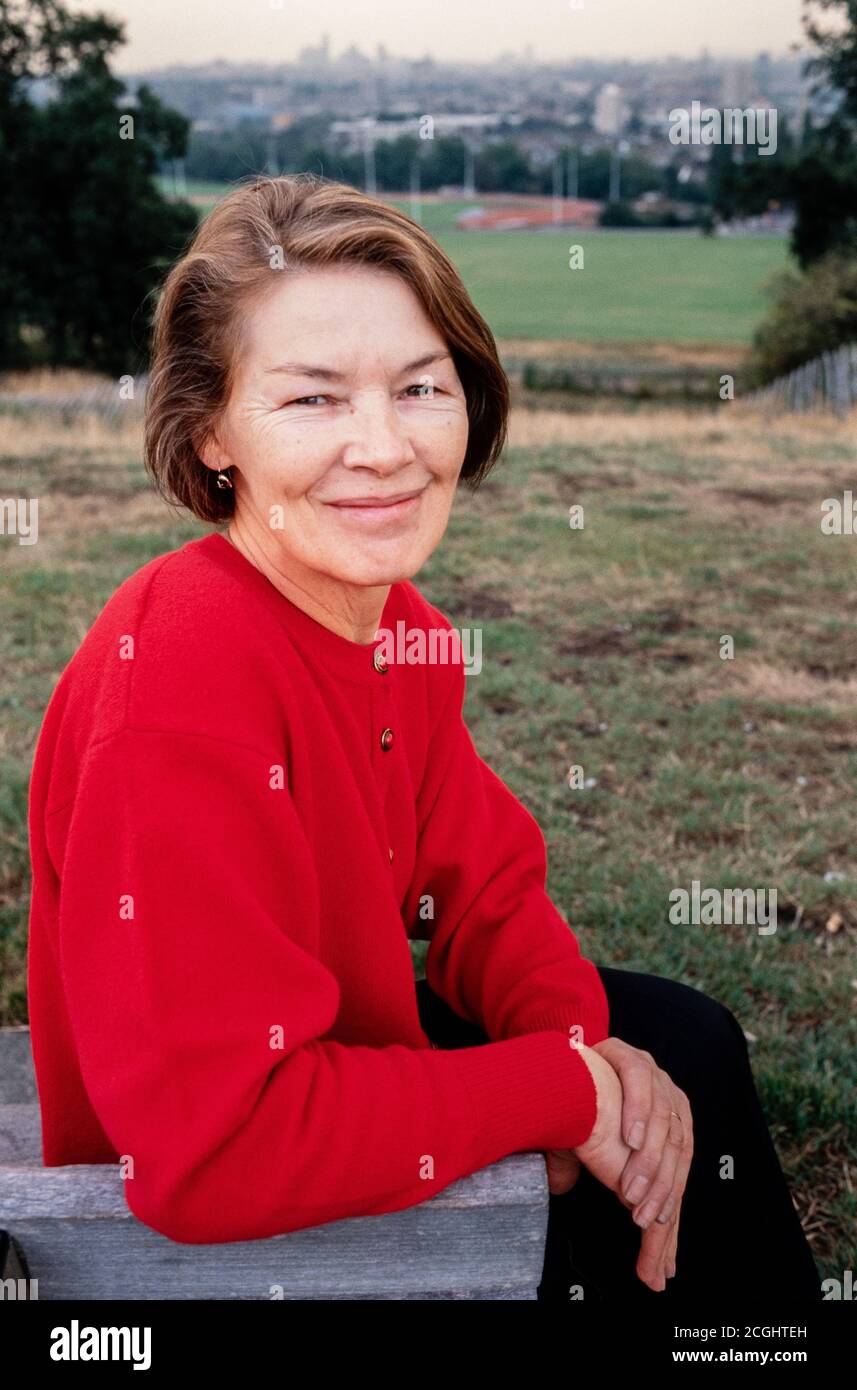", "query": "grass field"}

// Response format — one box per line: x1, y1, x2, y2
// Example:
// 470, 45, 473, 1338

159, 180, 789, 346
416, 228, 788, 345
1, 391, 854, 1278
